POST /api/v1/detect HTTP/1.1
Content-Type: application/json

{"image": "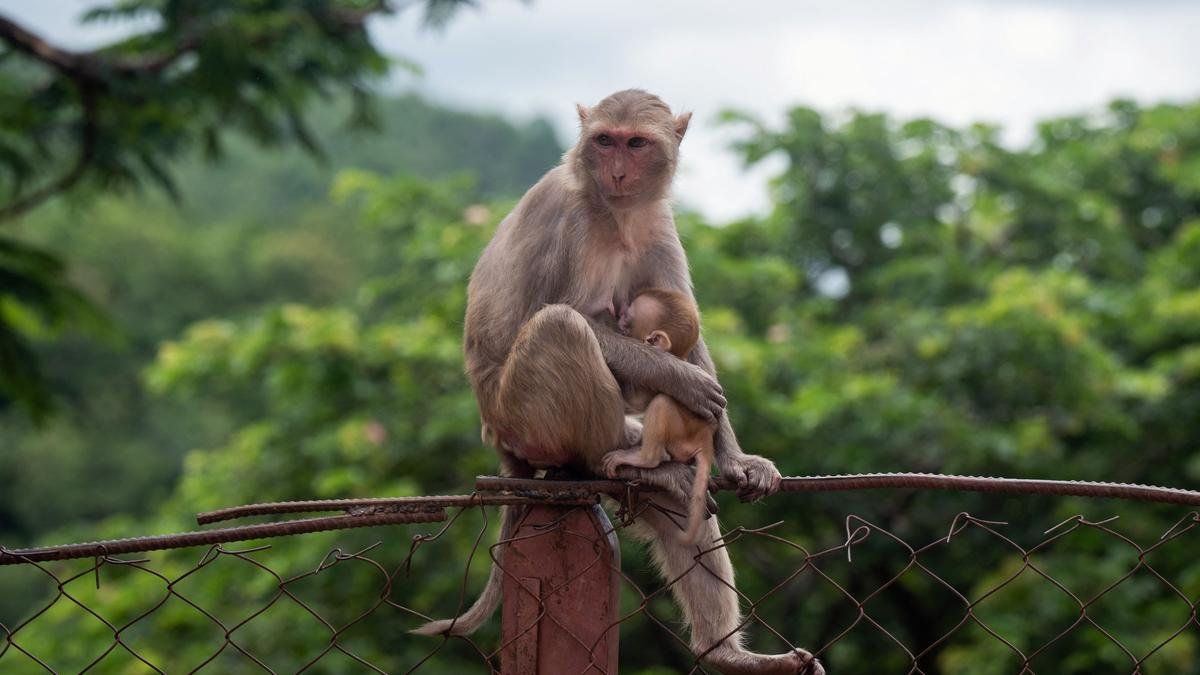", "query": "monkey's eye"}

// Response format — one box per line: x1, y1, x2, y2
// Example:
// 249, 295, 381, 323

628, 137, 648, 148
596, 134, 614, 146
